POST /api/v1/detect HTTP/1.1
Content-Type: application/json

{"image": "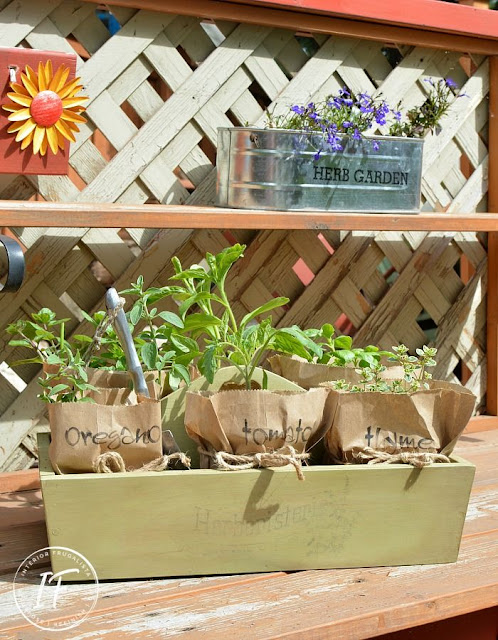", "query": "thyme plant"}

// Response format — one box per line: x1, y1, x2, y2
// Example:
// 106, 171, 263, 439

330, 344, 437, 394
